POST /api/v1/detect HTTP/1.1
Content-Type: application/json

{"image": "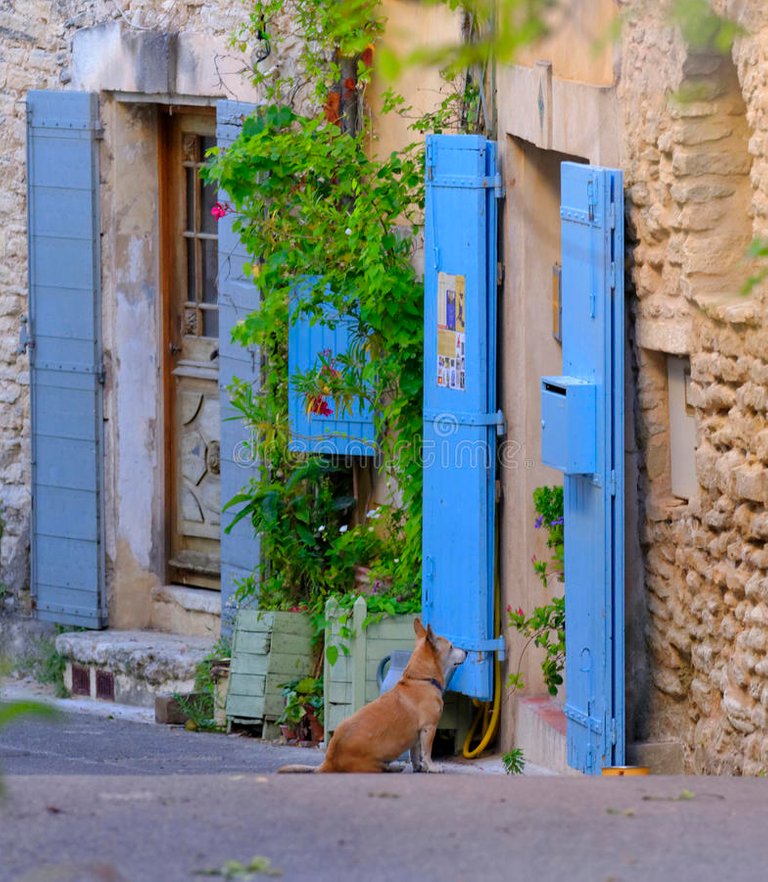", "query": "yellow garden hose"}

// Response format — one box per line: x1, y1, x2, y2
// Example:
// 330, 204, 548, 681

462, 517, 503, 759
462, 654, 501, 757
